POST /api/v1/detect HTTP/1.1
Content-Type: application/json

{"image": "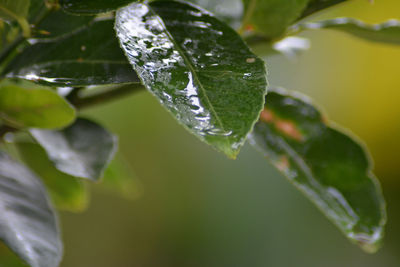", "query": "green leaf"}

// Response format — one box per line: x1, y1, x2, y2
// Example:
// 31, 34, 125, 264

295, 18, 400, 45
0, 0, 30, 36
60, 0, 135, 14
249, 88, 386, 253
30, 118, 118, 180
0, 84, 76, 128
299, 0, 347, 19
241, 0, 309, 39
4, 19, 140, 86
0, 150, 62, 267
16, 142, 89, 212
34, 10, 94, 39
115, 1, 267, 158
